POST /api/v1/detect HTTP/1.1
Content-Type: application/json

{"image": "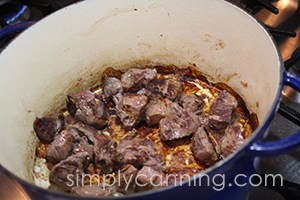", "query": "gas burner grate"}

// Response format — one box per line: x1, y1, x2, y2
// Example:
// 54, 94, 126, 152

240, 0, 279, 14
